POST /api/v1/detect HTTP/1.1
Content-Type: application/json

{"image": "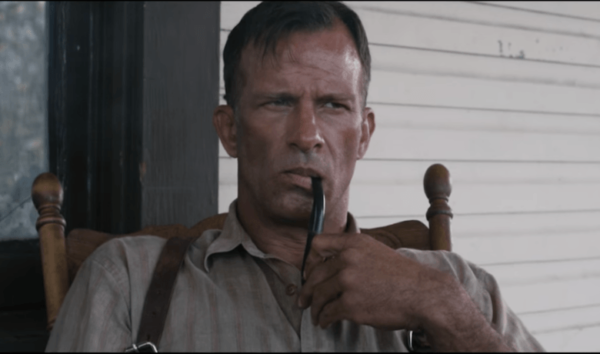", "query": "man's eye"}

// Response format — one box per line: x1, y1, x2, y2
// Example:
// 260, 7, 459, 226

324, 102, 343, 109
268, 99, 289, 106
